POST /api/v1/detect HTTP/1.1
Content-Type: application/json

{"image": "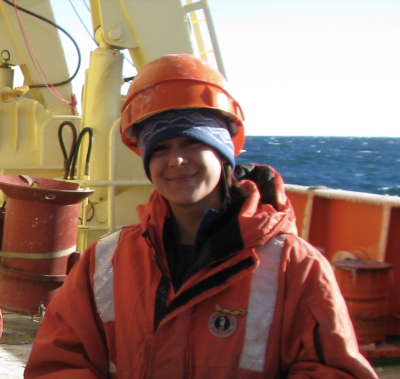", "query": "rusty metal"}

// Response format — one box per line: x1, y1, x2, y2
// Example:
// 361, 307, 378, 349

333, 259, 393, 345
0, 175, 93, 315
